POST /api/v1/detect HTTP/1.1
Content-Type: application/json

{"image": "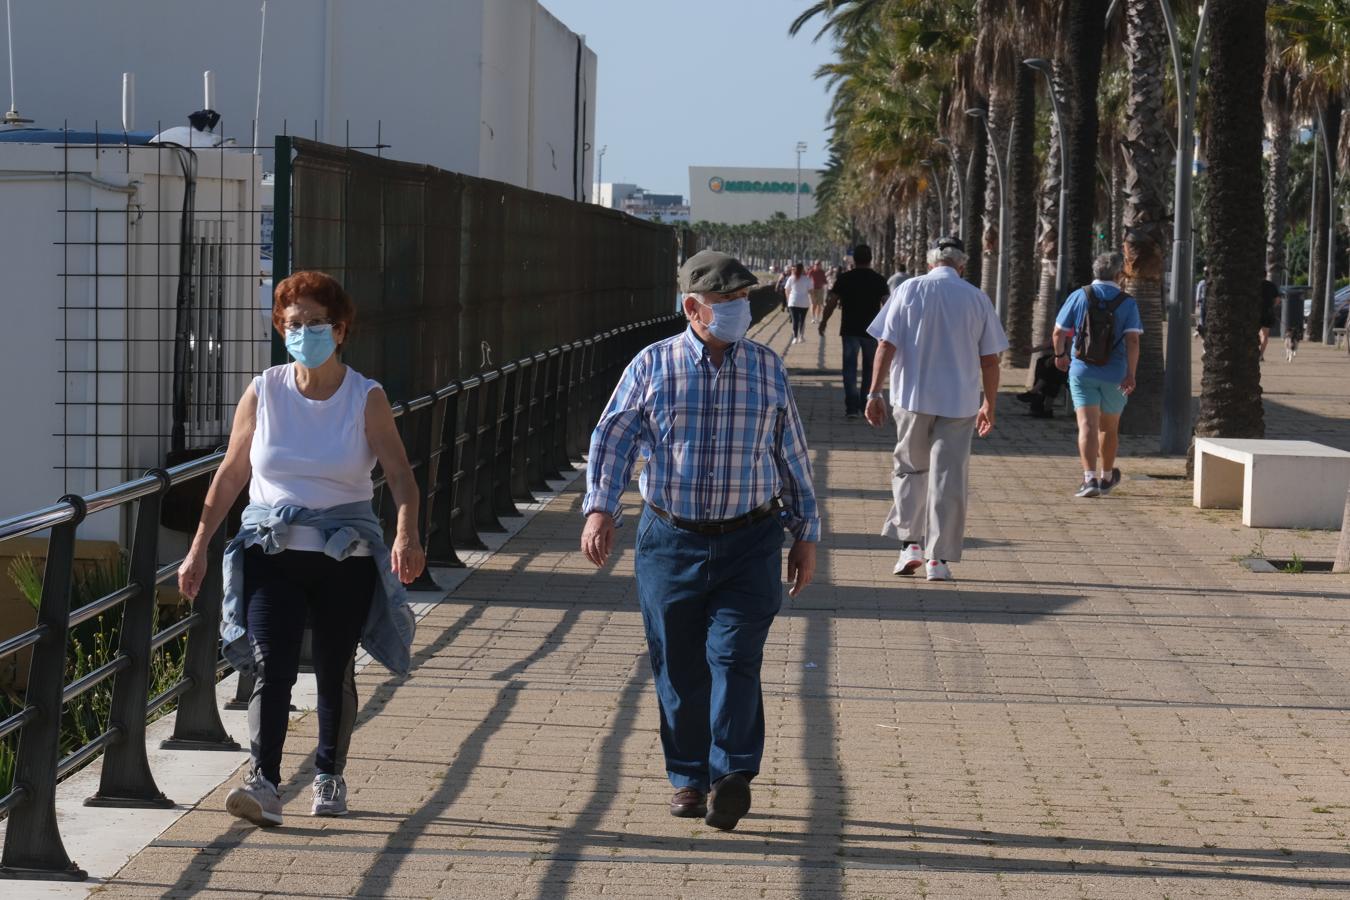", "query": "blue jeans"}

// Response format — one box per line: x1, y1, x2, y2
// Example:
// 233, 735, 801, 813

634, 507, 785, 790
841, 334, 878, 415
